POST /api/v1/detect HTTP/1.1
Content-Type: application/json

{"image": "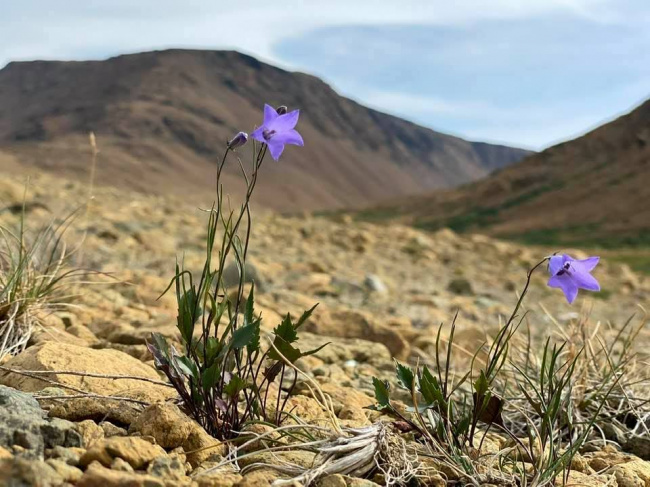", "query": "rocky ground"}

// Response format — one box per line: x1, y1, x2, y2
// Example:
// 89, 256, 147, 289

0, 172, 649, 486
